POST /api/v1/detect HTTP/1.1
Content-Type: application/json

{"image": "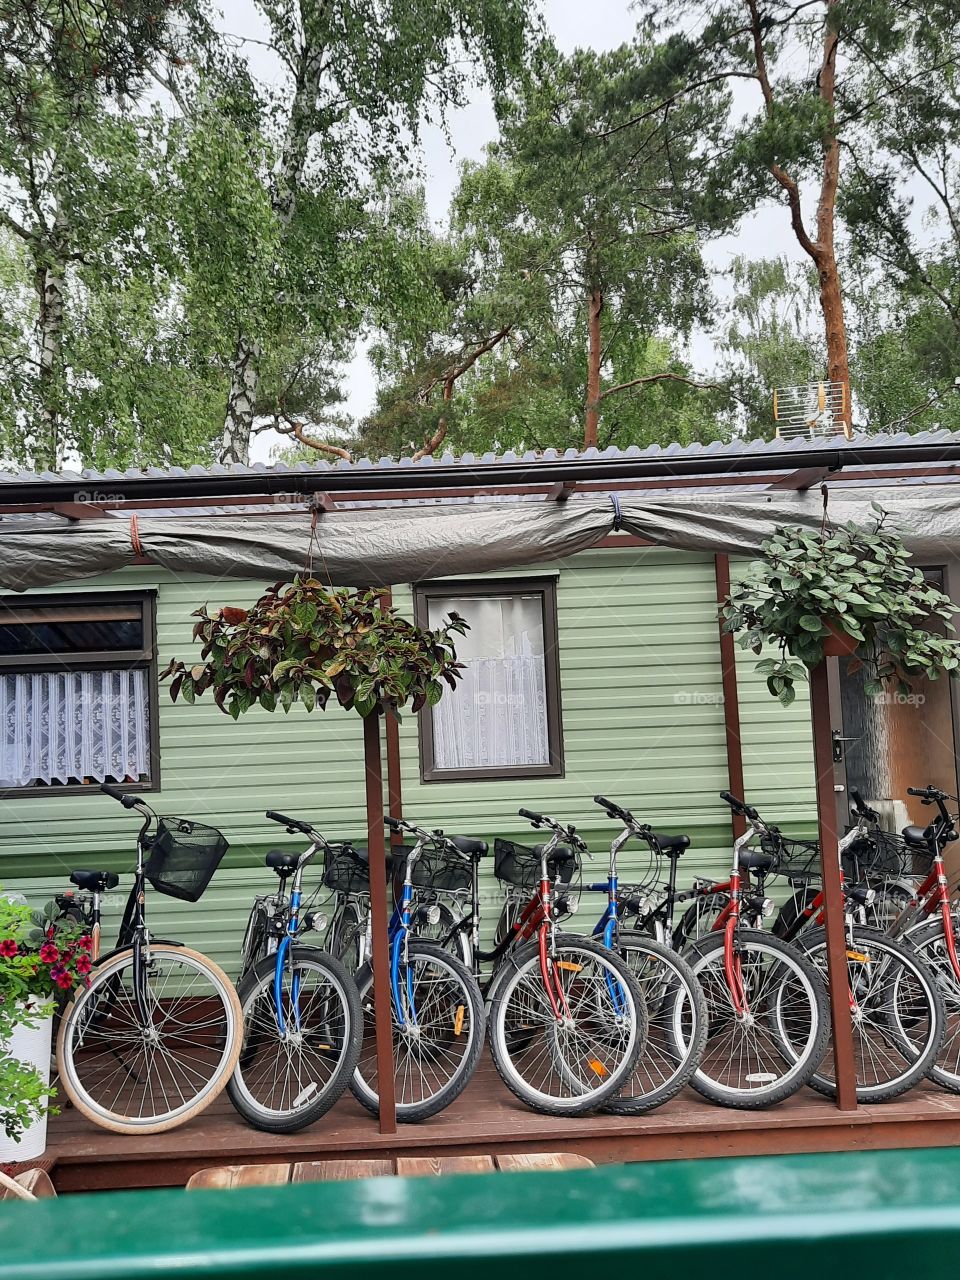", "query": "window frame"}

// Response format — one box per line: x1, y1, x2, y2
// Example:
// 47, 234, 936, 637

413, 576, 564, 783
0, 589, 160, 798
